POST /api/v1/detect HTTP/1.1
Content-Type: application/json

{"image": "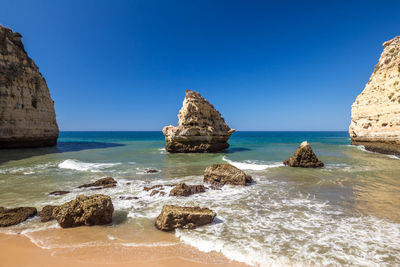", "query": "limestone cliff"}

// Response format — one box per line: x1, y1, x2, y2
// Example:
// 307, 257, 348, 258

0, 26, 58, 148
349, 36, 400, 156
163, 90, 235, 153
